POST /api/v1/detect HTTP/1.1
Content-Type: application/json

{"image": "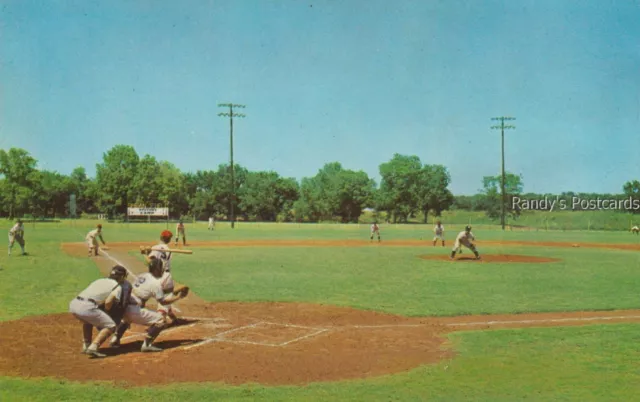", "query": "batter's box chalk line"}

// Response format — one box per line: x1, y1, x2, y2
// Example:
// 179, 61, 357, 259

183, 321, 330, 351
